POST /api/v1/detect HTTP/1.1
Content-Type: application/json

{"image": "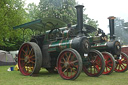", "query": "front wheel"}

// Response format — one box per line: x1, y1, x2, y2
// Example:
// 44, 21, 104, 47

57, 48, 82, 80
83, 49, 105, 77
102, 52, 116, 75
115, 52, 128, 72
